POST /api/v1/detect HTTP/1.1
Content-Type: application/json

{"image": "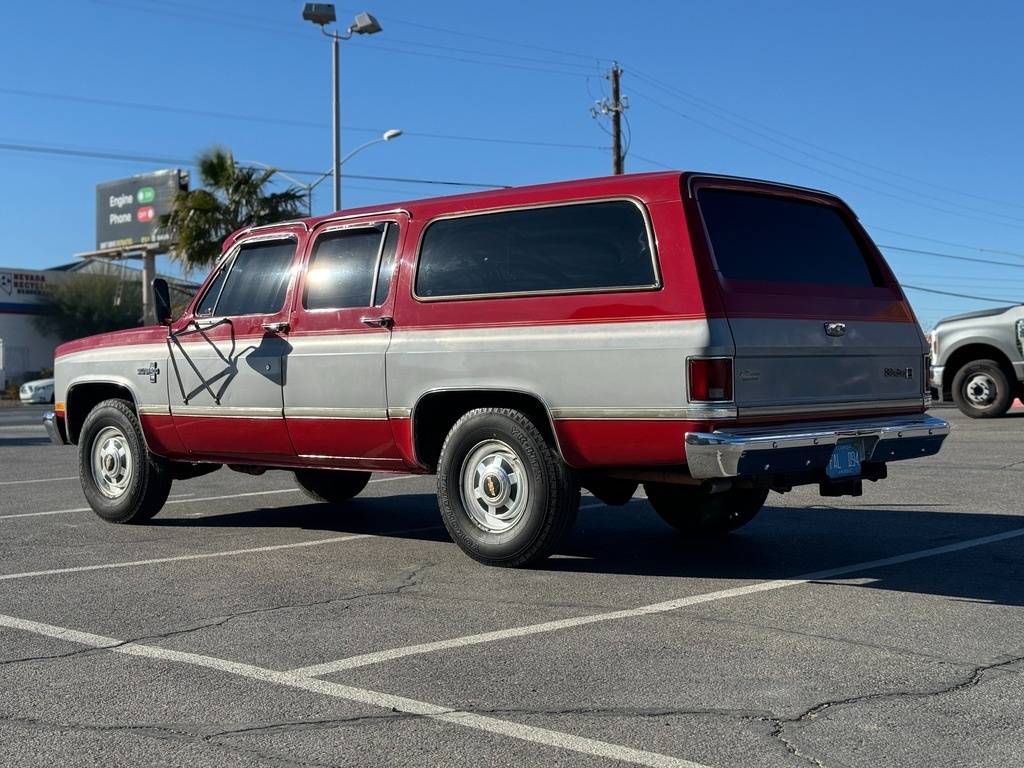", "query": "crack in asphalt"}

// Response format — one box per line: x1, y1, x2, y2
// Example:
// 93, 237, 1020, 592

754, 652, 1024, 768
0, 712, 345, 768
0, 563, 433, 670
685, 611, 979, 671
